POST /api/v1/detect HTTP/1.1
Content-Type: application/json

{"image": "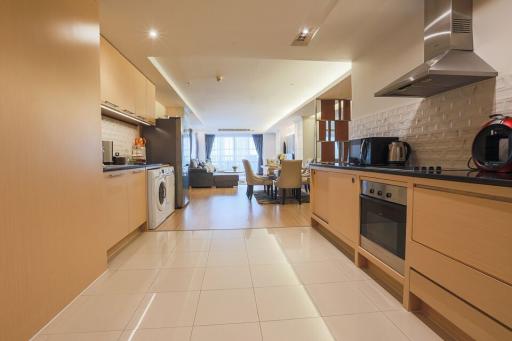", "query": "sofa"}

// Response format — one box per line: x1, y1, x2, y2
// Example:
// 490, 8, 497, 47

189, 159, 215, 187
